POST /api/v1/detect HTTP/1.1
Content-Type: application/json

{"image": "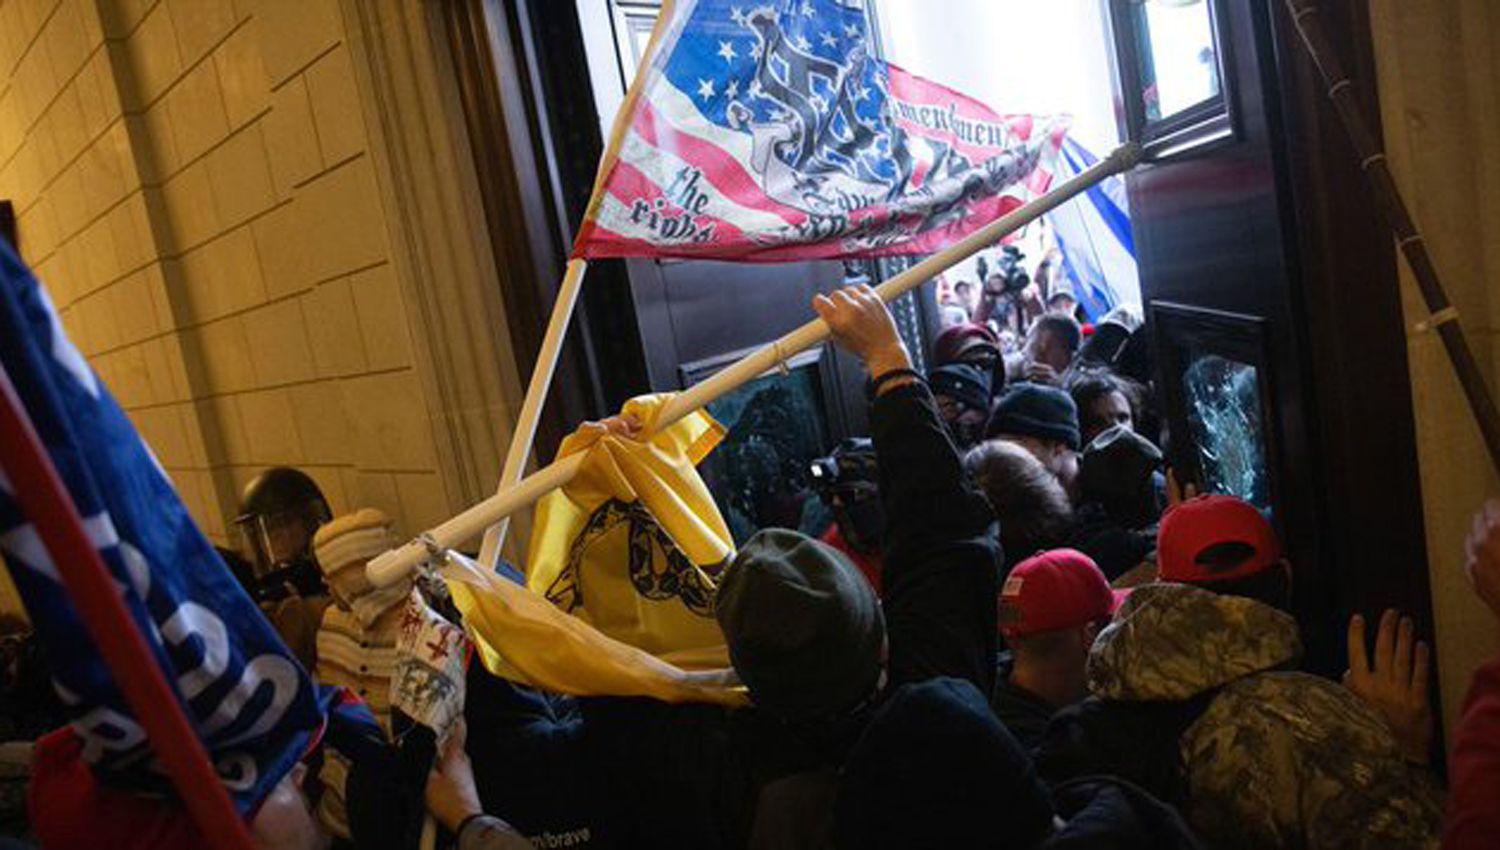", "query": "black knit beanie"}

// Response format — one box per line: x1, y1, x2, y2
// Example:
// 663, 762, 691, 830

985, 382, 1081, 449
714, 529, 885, 721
